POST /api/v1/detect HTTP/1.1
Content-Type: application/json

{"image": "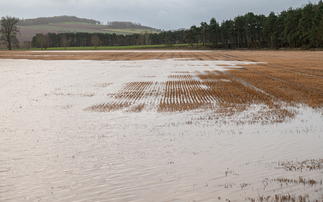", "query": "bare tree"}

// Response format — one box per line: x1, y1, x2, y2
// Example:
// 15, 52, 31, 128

144, 31, 150, 48
0, 16, 20, 50
140, 32, 145, 48
91, 35, 100, 49
60, 35, 69, 50
35, 33, 50, 50
36, 33, 46, 50
43, 34, 50, 50
23, 41, 32, 50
